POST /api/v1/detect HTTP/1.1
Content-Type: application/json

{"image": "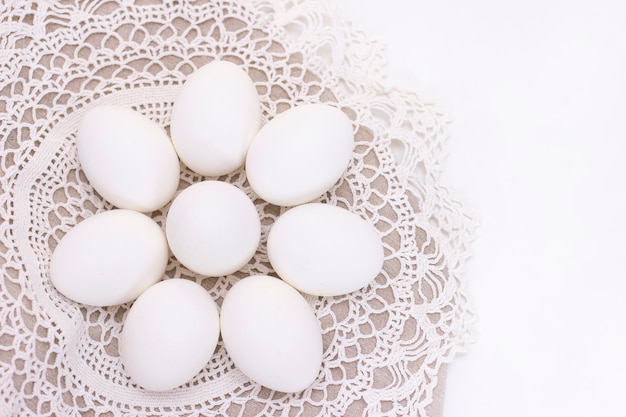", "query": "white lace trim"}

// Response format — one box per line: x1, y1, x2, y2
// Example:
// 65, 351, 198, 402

0, 0, 476, 416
